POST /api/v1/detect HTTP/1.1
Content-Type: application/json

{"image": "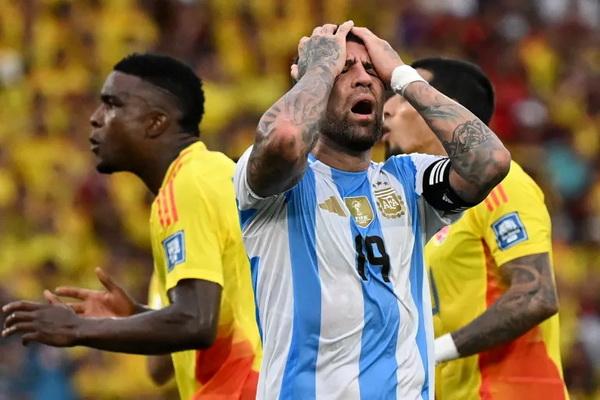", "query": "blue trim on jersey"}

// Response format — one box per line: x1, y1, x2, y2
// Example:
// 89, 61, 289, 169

384, 156, 430, 400
331, 168, 399, 400
249, 256, 263, 343
239, 207, 257, 230
279, 167, 321, 400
